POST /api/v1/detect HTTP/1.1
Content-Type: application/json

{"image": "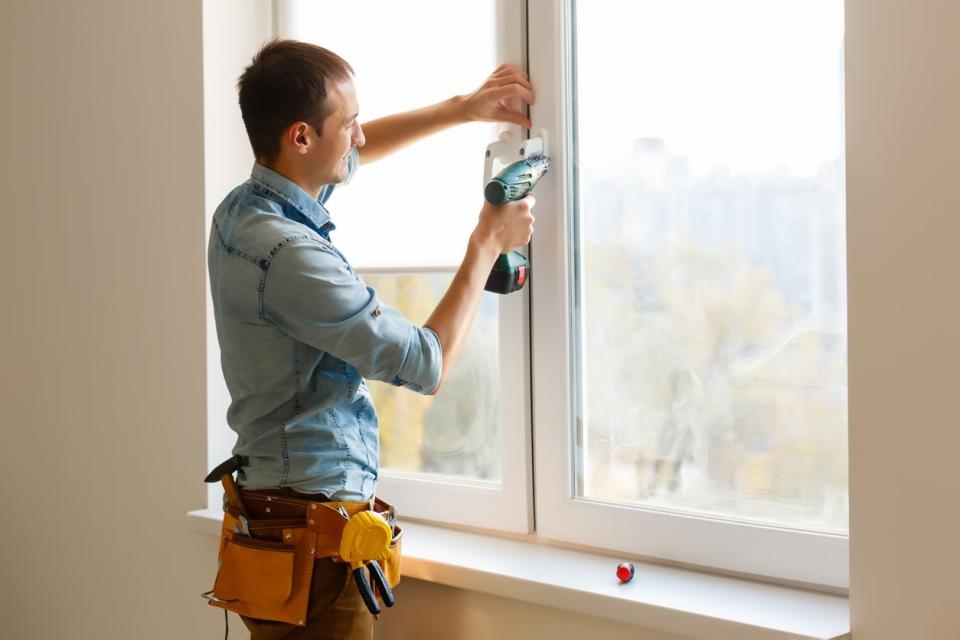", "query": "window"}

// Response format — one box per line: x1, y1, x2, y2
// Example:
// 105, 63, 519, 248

529, 0, 848, 586
276, 0, 533, 532
208, 0, 849, 587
